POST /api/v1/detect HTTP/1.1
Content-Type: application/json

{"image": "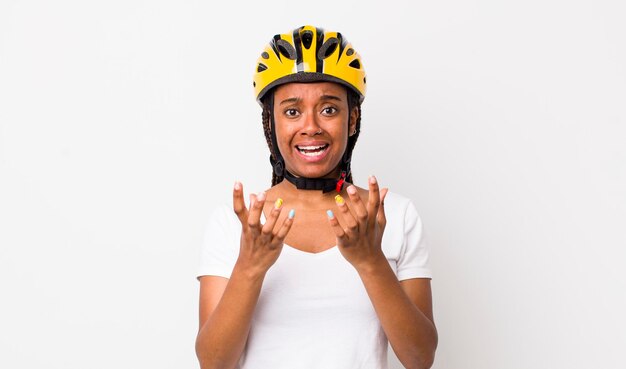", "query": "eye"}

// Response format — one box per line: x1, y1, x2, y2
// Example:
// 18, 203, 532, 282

321, 106, 338, 116
284, 108, 299, 117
